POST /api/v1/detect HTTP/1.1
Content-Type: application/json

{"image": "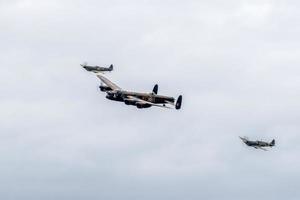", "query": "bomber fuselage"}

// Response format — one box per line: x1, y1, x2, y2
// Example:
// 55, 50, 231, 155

105, 90, 175, 105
